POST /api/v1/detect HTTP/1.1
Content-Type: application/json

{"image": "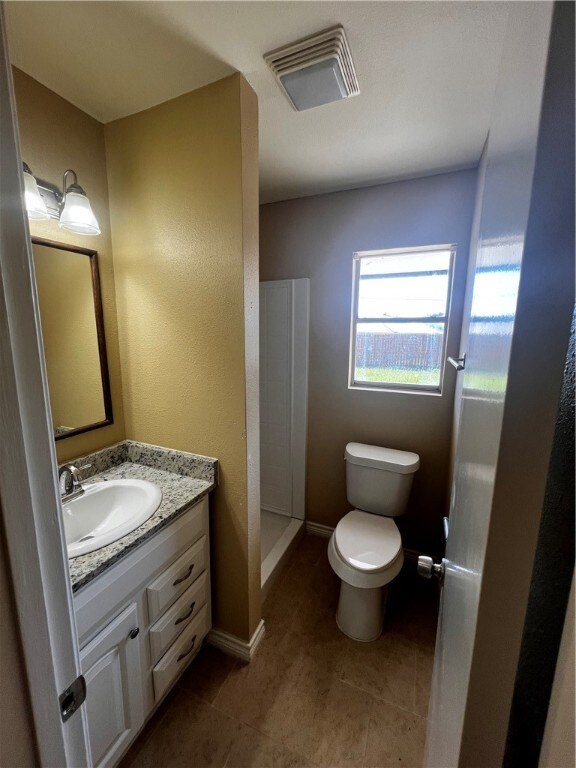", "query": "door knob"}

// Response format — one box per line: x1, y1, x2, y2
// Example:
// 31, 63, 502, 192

417, 556, 445, 581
